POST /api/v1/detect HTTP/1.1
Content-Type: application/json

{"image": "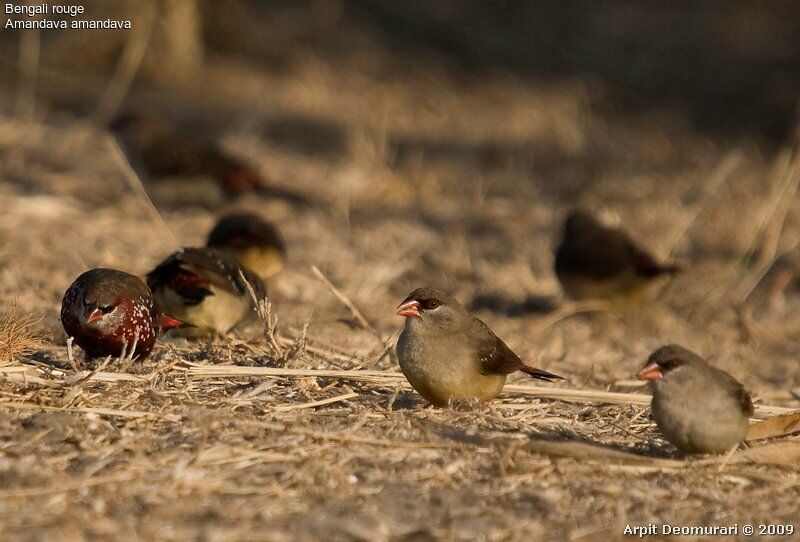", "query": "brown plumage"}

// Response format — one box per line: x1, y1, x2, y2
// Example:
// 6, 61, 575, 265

637, 344, 753, 454
109, 113, 309, 207
206, 212, 286, 280
61, 268, 184, 360
396, 287, 562, 406
146, 247, 266, 337
554, 211, 680, 302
